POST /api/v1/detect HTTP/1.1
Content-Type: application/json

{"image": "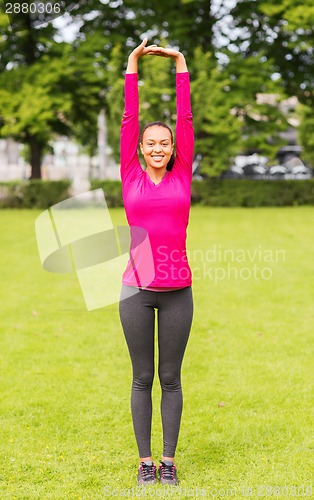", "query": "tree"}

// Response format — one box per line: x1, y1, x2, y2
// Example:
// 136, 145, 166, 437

225, 52, 288, 159
190, 46, 288, 176
227, 0, 314, 105
105, 44, 126, 164
72, 1, 290, 175
0, 3, 57, 178
1, 0, 311, 177
298, 104, 314, 167
71, 0, 217, 57
191, 48, 241, 176
0, 6, 104, 178
222, 0, 313, 167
